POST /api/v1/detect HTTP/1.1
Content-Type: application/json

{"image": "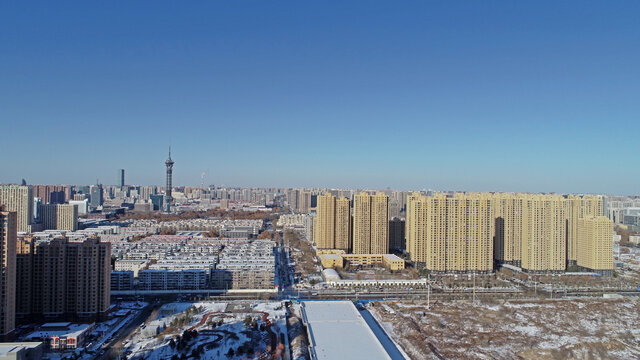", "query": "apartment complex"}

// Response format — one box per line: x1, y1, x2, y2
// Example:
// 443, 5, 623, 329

0, 185, 34, 233
0, 207, 17, 339
577, 216, 614, 275
407, 192, 611, 274
39, 204, 79, 231
314, 194, 351, 251
406, 193, 493, 273
212, 240, 276, 289
17, 238, 111, 321
353, 192, 389, 254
